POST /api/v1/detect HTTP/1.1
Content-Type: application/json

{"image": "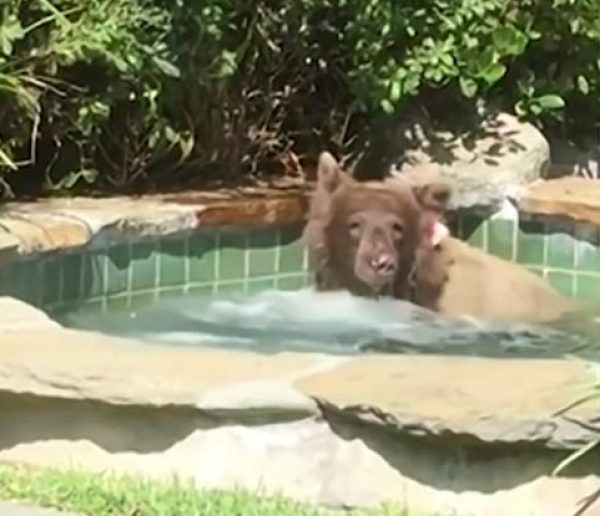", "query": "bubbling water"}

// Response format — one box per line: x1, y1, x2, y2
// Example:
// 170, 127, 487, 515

61, 288, 600, 360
